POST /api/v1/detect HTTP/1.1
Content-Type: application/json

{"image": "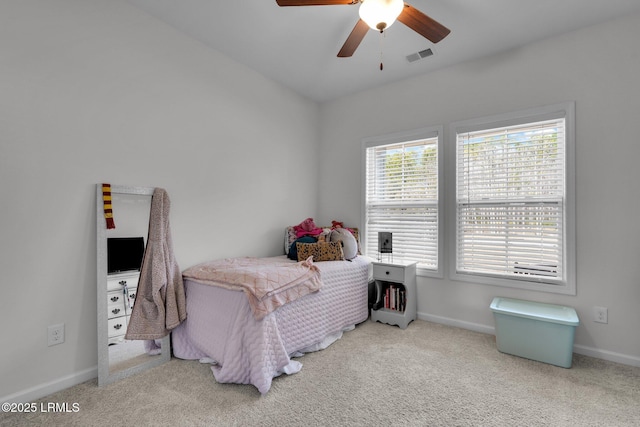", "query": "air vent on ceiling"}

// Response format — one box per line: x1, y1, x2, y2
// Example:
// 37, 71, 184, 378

406, 48, 433, 63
